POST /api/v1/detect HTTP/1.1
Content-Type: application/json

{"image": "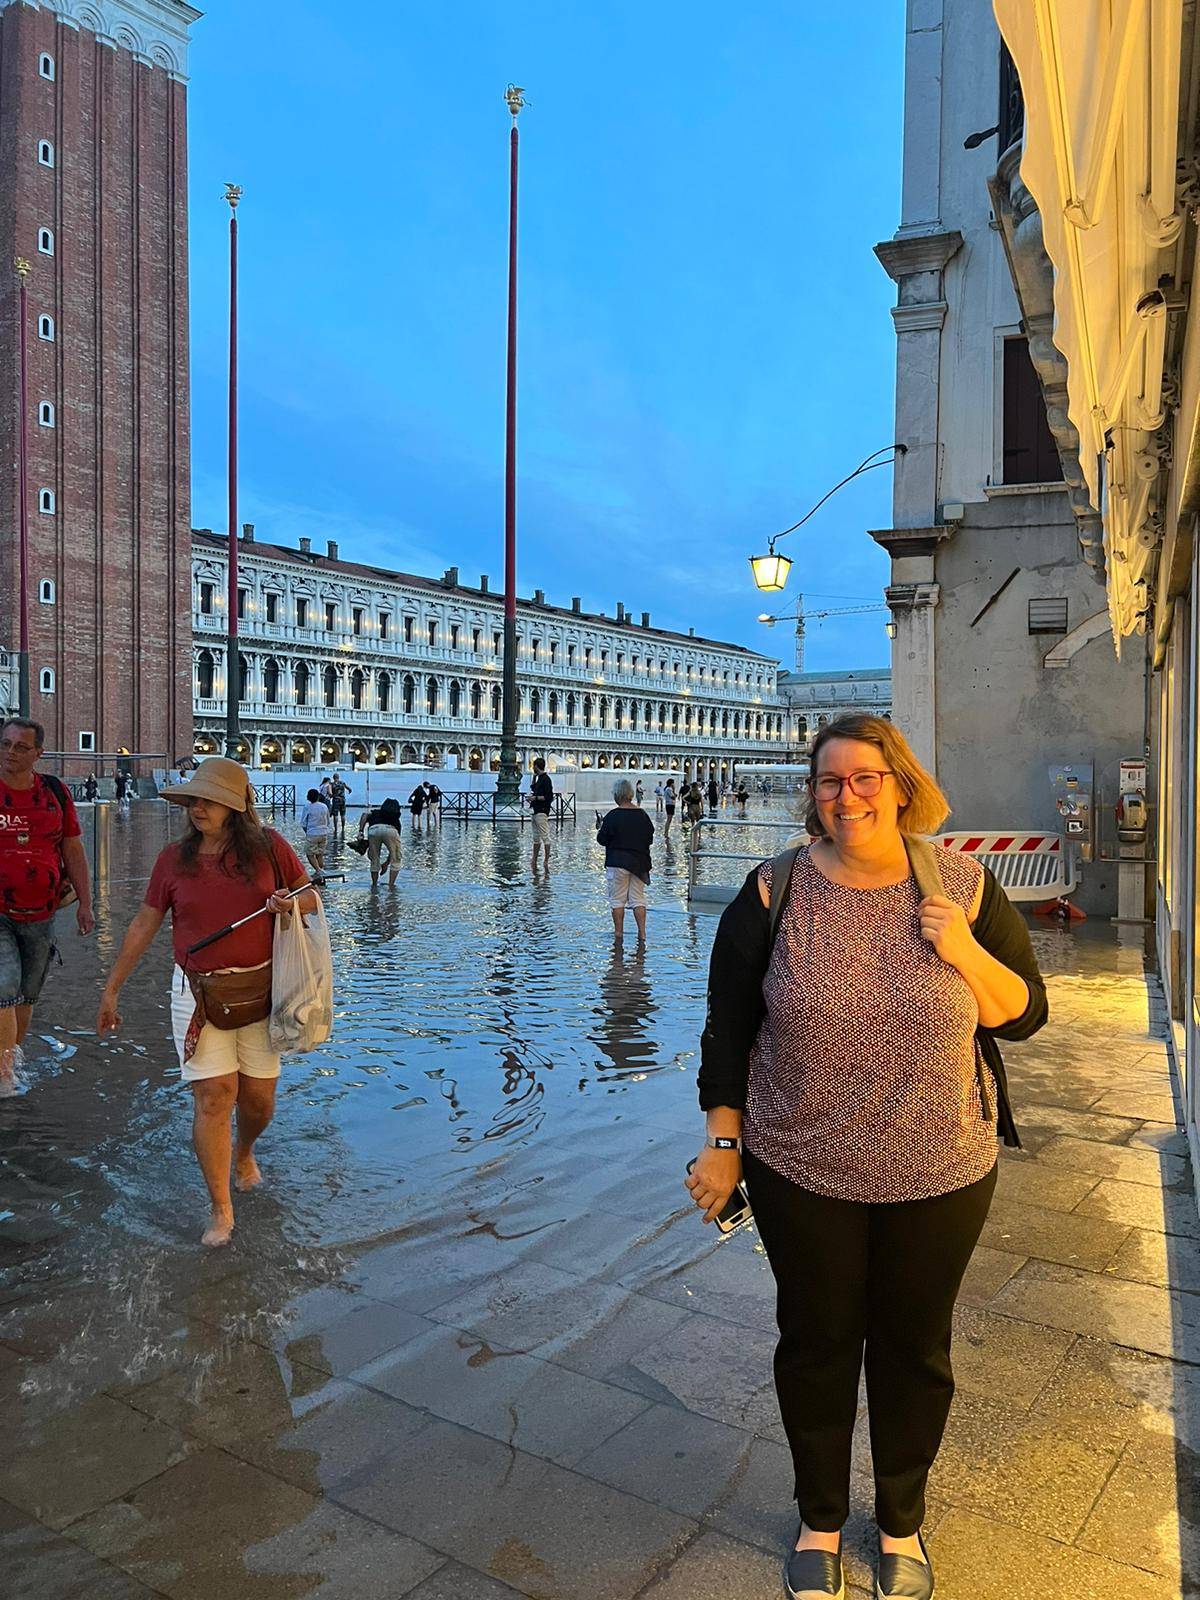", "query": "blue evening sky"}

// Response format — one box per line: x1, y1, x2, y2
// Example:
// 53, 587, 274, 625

186, 3, 905, 673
